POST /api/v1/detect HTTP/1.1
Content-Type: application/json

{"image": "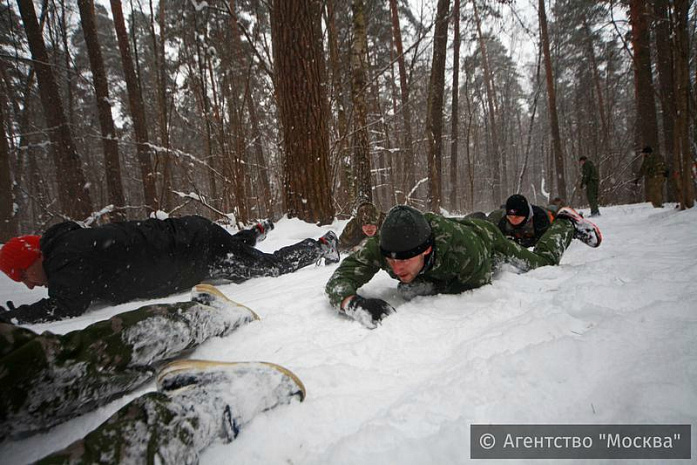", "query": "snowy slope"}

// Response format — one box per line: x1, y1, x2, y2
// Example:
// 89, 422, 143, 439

1, 203, 696, 464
